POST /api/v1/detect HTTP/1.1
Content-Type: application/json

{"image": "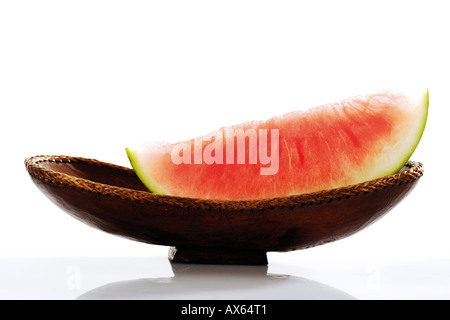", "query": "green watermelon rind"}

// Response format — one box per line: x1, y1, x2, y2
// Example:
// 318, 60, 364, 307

126, 147, 169, 195
393, 88, 428, 173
